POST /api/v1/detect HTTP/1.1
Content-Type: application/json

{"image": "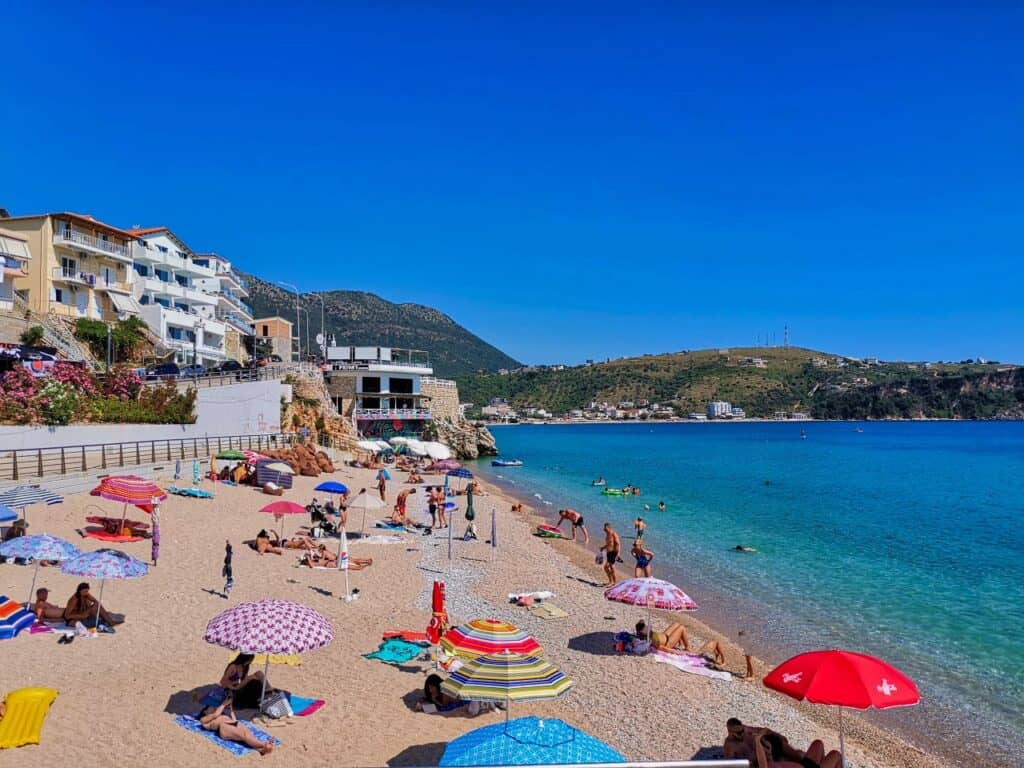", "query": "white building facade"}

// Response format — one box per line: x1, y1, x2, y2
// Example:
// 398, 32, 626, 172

707, 400, 733, 419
